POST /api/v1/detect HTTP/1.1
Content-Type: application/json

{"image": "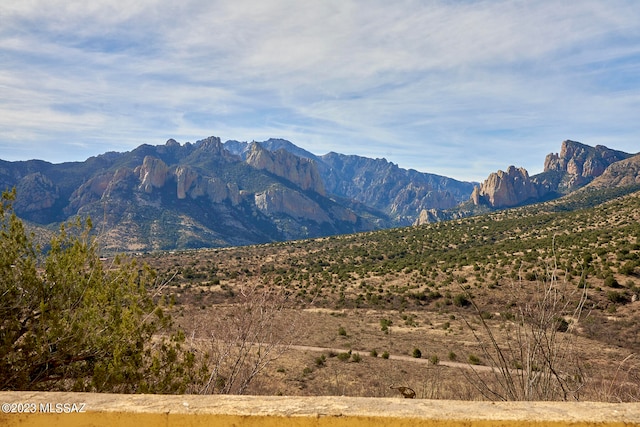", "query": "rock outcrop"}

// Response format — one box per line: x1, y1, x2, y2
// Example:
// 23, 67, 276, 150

175, 166, 199, 199
14, 172, 59, 216
543, 140, 632, 190
137, 156, 168, 193
246, 143, 325, 195
468, 140, 635, 210
587, 154, 640, 189
471, 166, 538, 208
255, 187, 331, 224
319, 153, 474, 225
